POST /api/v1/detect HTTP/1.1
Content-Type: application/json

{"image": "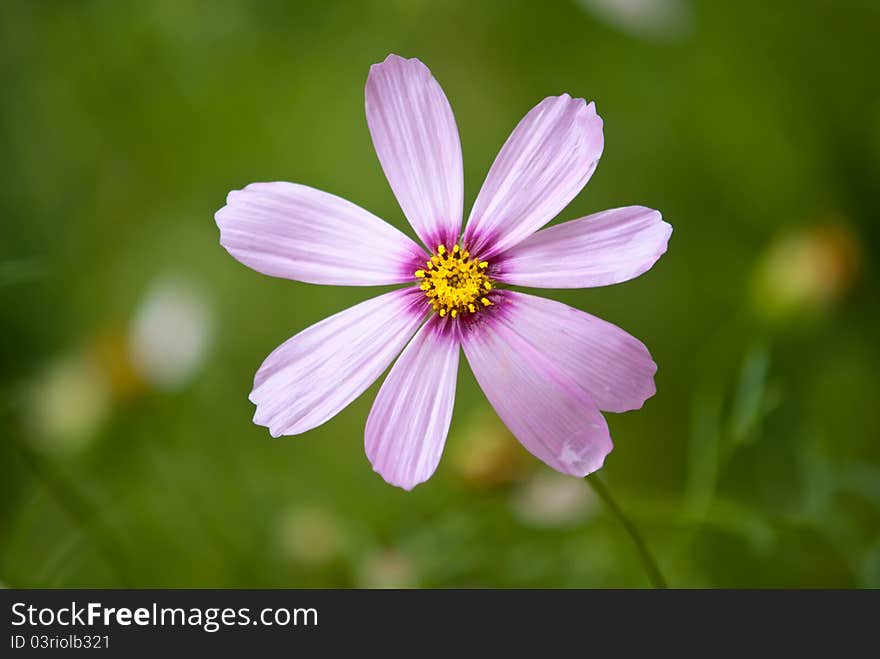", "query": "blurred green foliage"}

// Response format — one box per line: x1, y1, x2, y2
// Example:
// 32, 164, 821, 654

1, 0, 878, 587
